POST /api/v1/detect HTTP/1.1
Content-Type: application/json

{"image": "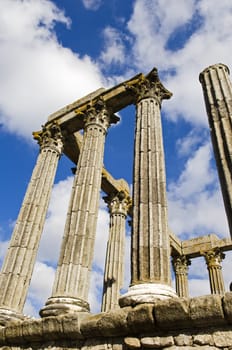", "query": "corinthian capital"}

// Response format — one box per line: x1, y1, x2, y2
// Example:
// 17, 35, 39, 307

124, 68, 172, 104
203, 249, 225, 268
172, 255, 191, 275
84, 98, 119, 133
104, 191, 132, 216
33, 122, 63, 154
